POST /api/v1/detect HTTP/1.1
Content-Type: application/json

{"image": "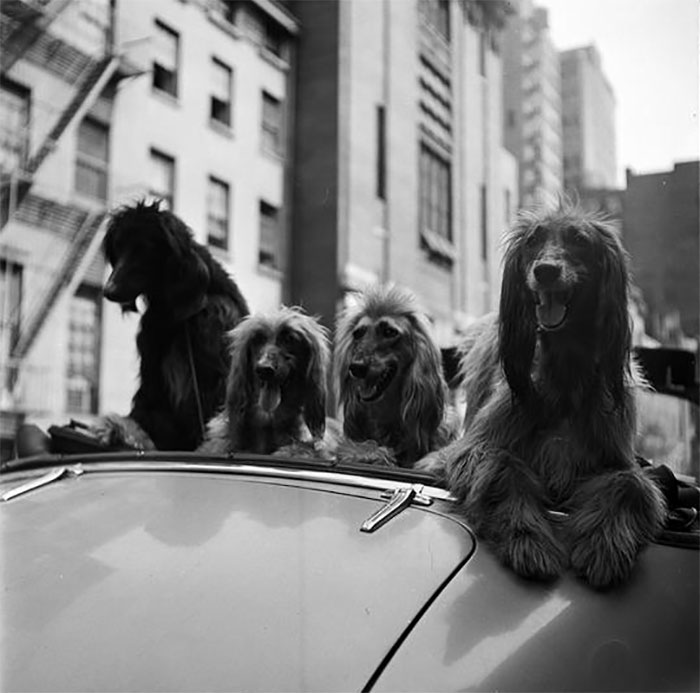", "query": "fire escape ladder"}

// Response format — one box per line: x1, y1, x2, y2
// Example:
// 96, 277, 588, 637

0, 0, 74, 76
25, 55, 120, 180
10, 211, 107, 361
1, 54, 120, 230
